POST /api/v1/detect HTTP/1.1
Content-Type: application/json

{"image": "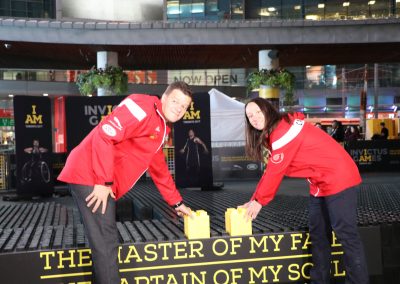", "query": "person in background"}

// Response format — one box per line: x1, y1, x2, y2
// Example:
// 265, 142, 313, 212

314, 122, 323, 130
179, 128, 209, 184
380, 122, 389, 139
330, 120, 345, 142
344, 125, 360, 142
58, 81, 193, 284
240, 98, 369, 284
